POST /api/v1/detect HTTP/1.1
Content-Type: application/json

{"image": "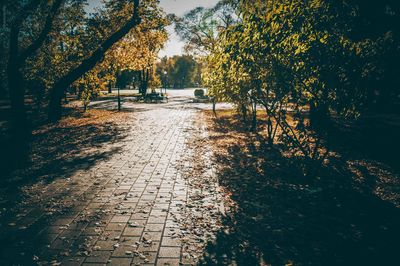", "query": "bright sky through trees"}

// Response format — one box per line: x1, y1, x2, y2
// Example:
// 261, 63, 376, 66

158, 0, 219, 57
86, 0, 218, 57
